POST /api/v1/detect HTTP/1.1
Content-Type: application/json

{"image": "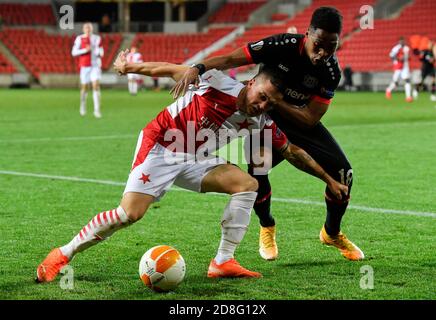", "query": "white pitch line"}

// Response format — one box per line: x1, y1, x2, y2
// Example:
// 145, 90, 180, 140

1, 170, 435, 218
329, 120, 436, 130
0, 134, 136, 144
1, 120, 436, 144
